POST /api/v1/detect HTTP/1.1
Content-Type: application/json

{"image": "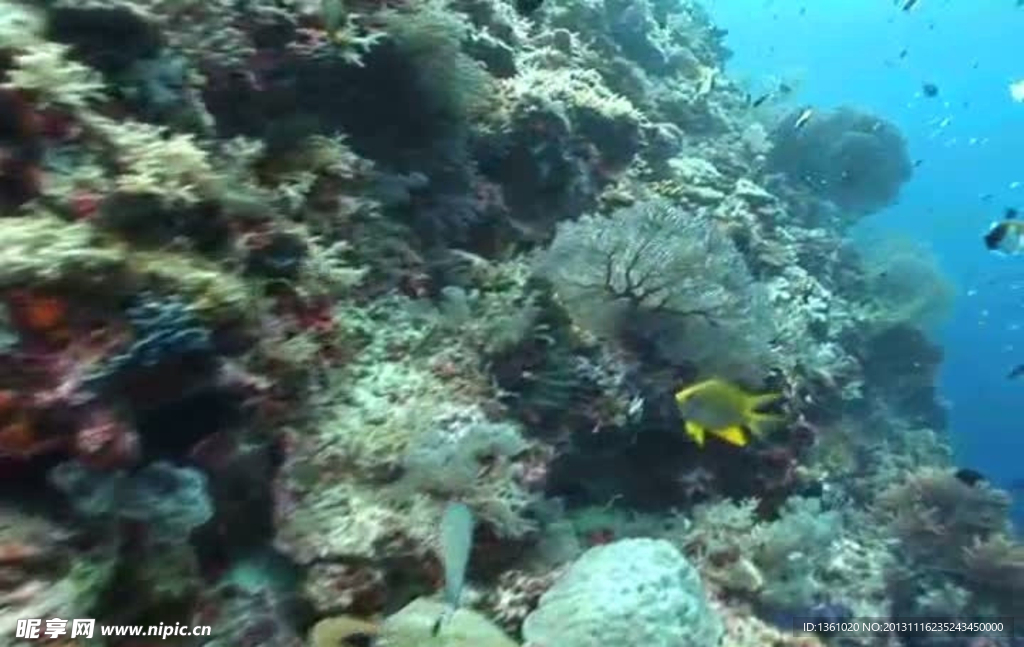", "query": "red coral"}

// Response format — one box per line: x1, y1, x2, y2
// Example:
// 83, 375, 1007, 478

4, 291, 71, 344
304, 562, 388, 615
